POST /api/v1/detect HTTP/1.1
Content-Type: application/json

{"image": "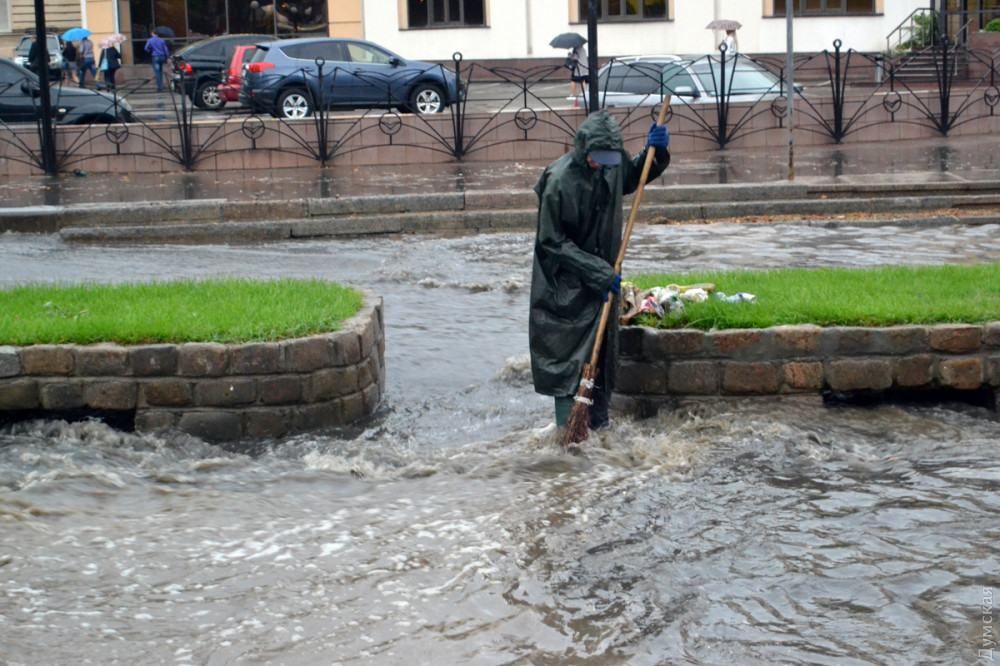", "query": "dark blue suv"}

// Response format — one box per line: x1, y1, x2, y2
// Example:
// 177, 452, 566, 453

240, 37, 462, 119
